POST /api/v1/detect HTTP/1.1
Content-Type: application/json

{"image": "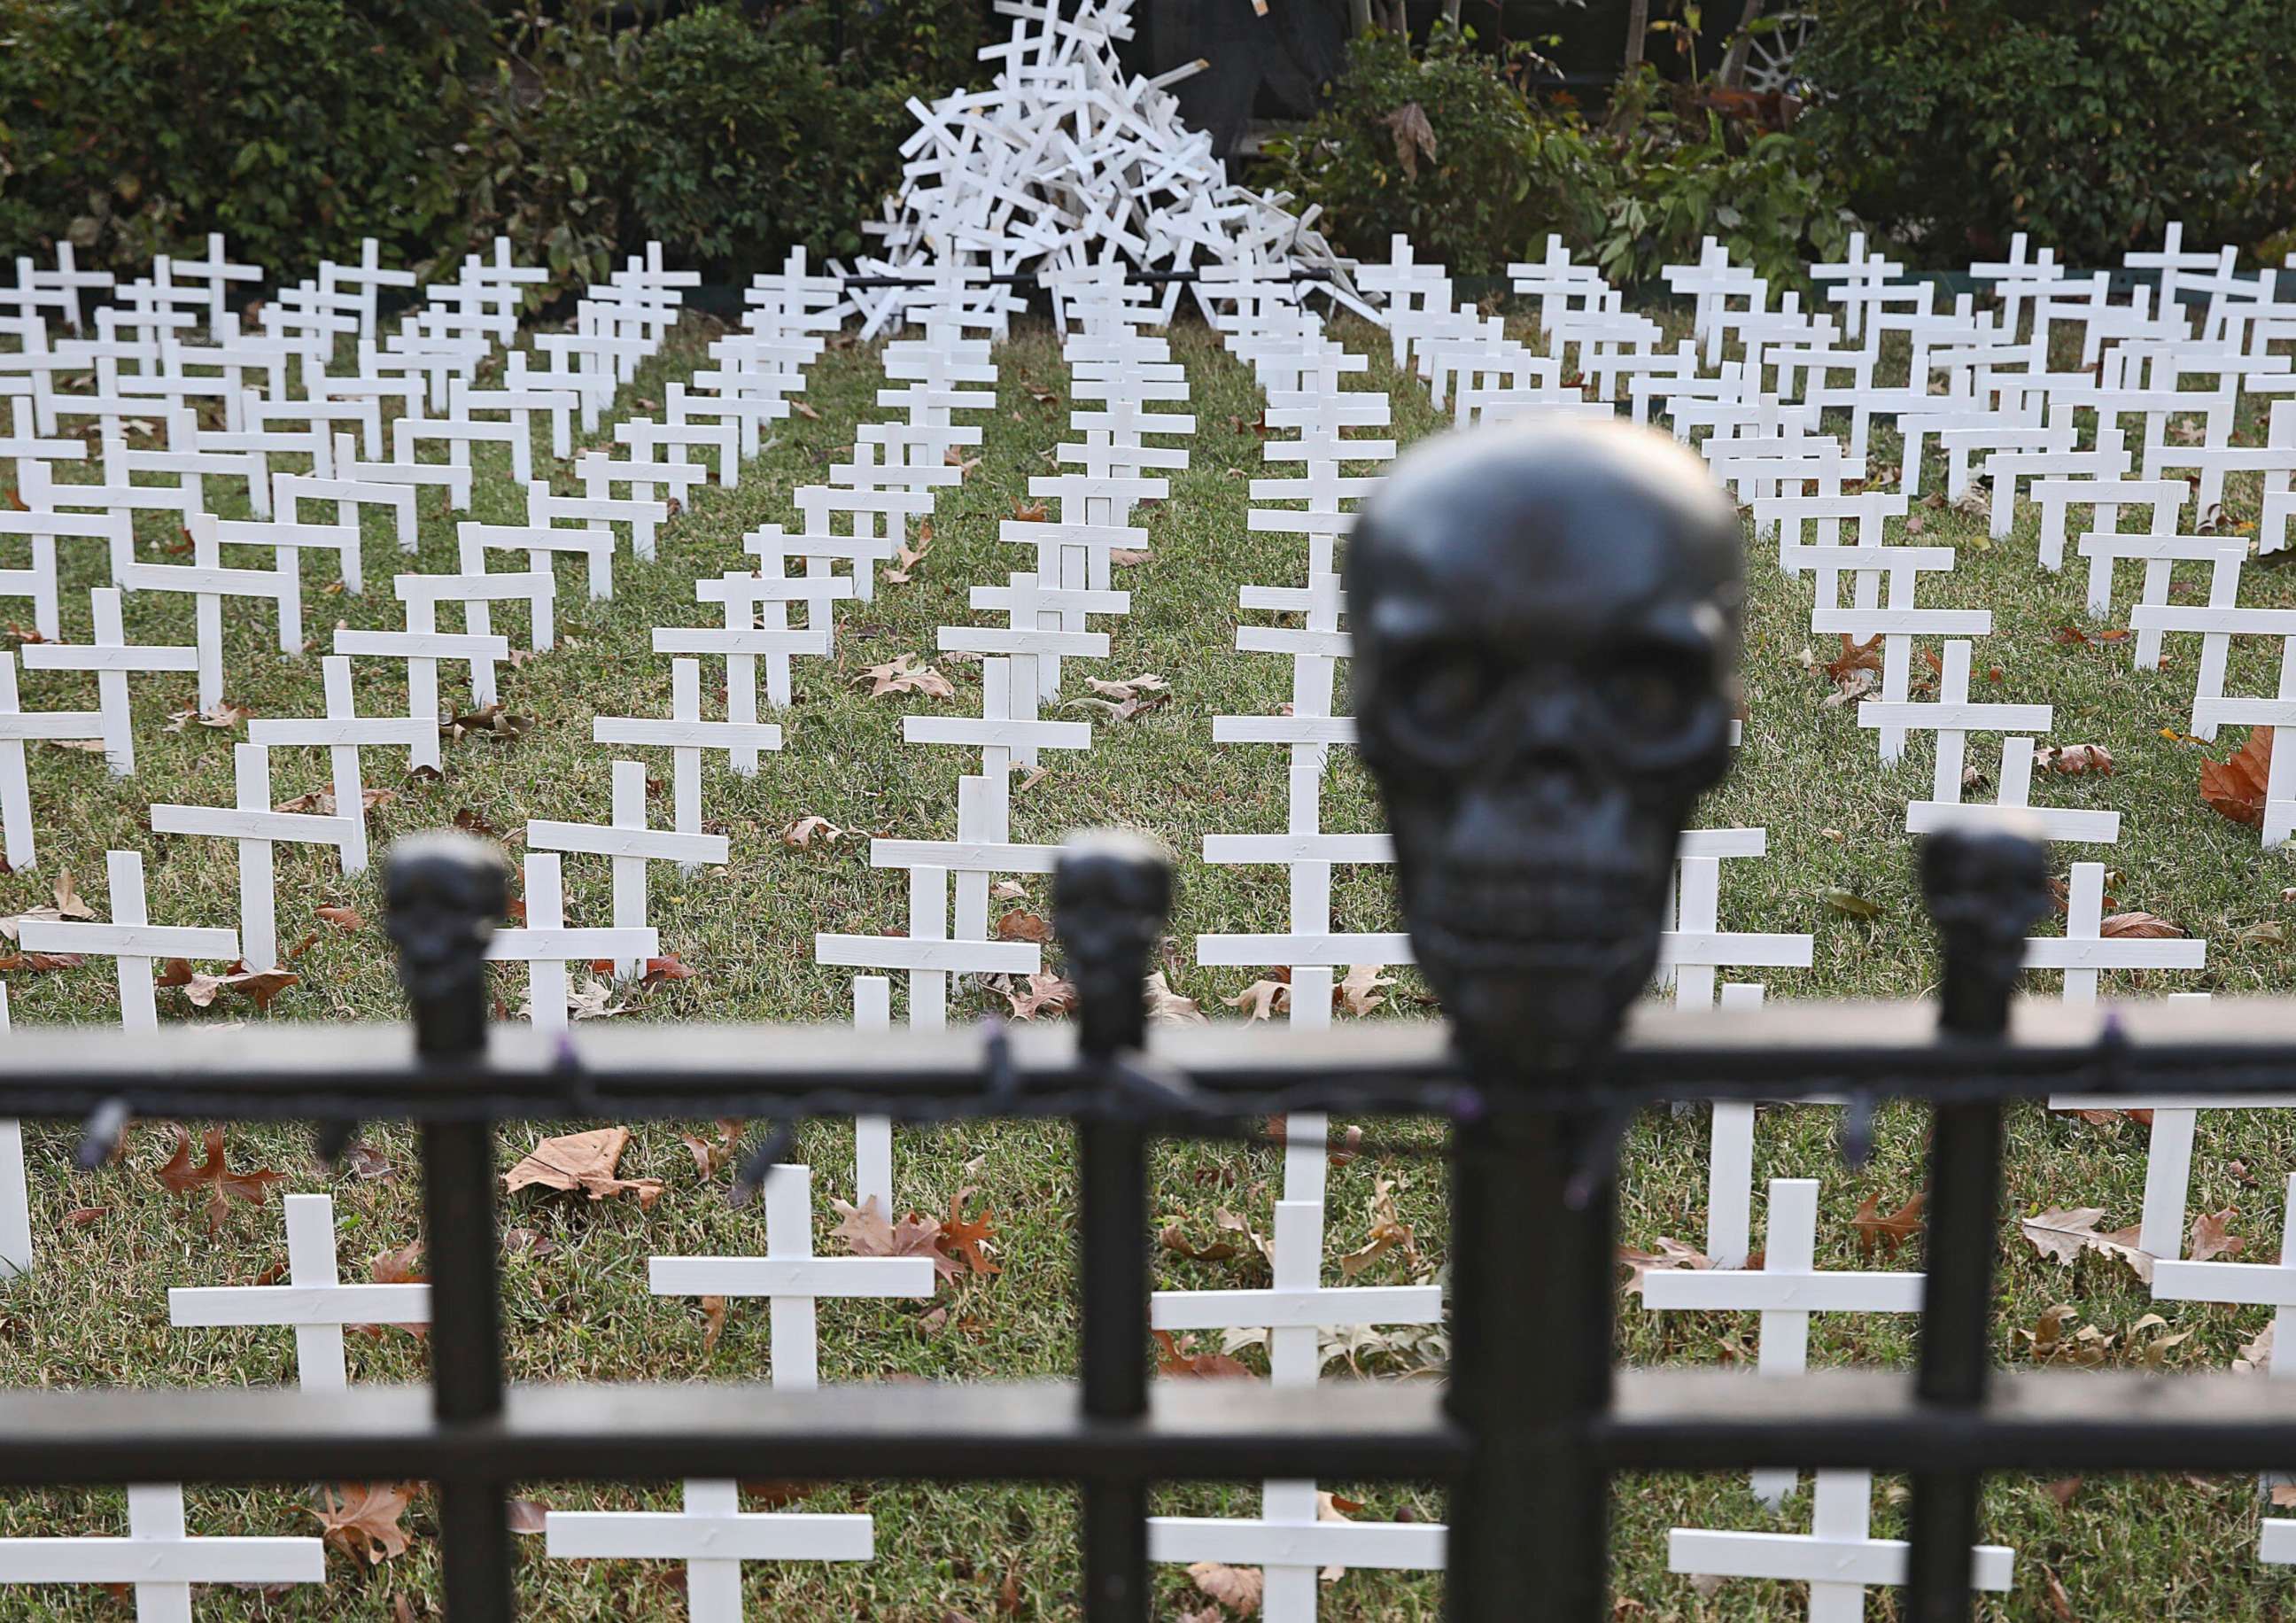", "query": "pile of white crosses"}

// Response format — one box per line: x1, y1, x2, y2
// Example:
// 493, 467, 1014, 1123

5, 160, 2296, 1615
